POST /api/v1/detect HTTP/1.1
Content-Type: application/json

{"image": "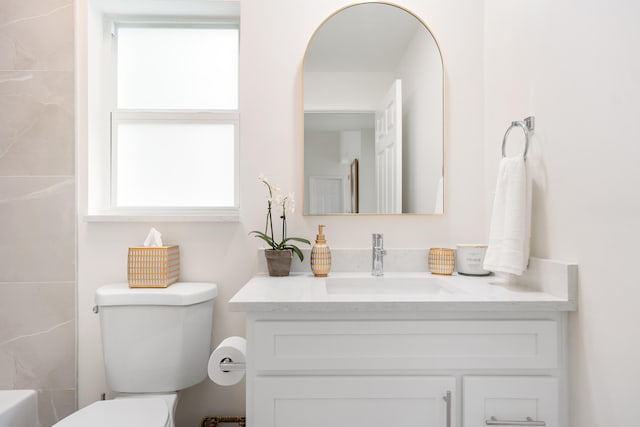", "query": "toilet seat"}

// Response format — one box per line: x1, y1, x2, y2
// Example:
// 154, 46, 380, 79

53, 398, 169, 427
